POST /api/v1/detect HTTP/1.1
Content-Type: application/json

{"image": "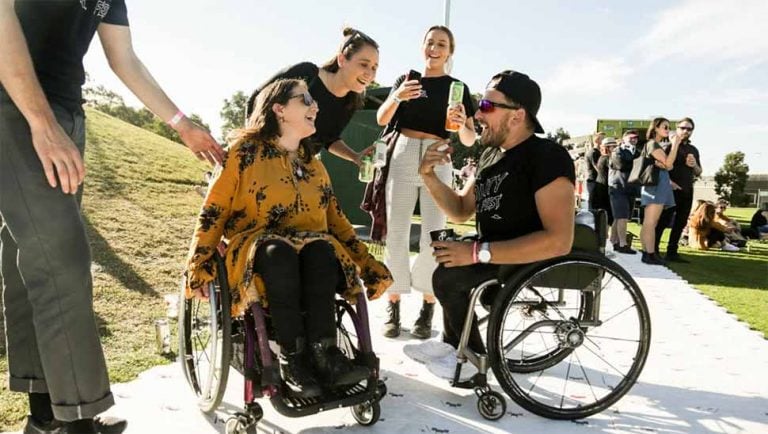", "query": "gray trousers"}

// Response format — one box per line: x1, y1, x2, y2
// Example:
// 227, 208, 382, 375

0, 90, 113, 421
